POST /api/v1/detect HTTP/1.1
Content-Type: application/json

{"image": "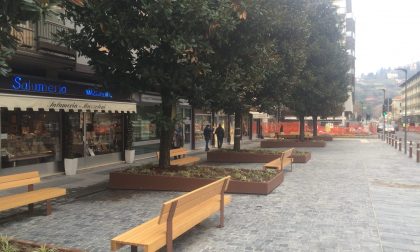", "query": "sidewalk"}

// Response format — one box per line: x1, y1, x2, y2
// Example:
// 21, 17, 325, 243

1, 138, 419, 251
